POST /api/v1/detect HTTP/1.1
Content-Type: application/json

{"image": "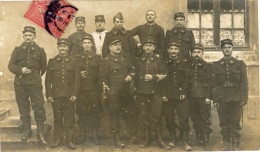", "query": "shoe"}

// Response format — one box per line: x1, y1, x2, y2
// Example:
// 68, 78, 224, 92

114, 134, 125, 148
140, 130, 151, 148
155, 129, 171, 150
67, 141, 77, 150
